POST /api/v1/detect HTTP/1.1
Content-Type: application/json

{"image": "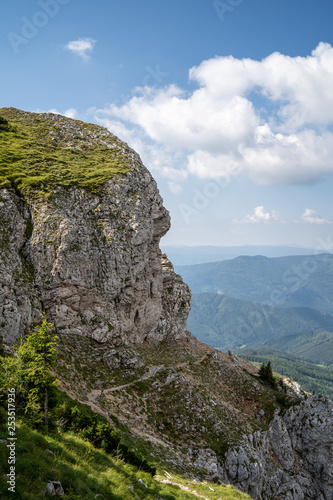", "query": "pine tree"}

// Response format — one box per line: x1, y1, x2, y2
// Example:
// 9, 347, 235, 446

259, 361, 277, 389
16, 317, 58, 428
